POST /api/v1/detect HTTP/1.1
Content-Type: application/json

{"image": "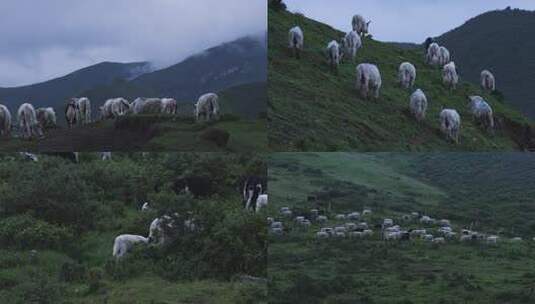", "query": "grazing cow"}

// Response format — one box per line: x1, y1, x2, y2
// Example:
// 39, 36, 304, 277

480, 70, 496, 91
342, 30, 362, 62
271, 222, 283, 230
134, 98, 163, 114
356, 63, 382, 100
195, 93, 220, 122
148, 216, 176, 245
288, 26, 304, 59
161, 98, 178, 115
362, 209, 372, 216
442, 62, 459, 90
383, 219, 394, 227
74, 97, 91, 124
36, 107, 56, 129
65, 99, 78, 127
100, 152, 112, 161
317, 215, 328, 223
280, 207, 292, 217
347, 212, 360, 220
409, 89, 427, 121
316, 231, 329, 239
17, 103, 43, 139
20, 152, 39, 162
487, 235, 498, 245
101, 98, 130, 119
438, 46, 450, 66
433, 237, 445, 244
468, 96, 494, 131
141, 202, 150, 212
424, 37, 435, 52
426, 43, 440, 66
352, 15, 371, 37
440, 109, 461, 143
0, 105, 11, 136
335, 214, 346, 221
112, 234, 148, 259
326, 40, 343, 72
399, 62, 416, 89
